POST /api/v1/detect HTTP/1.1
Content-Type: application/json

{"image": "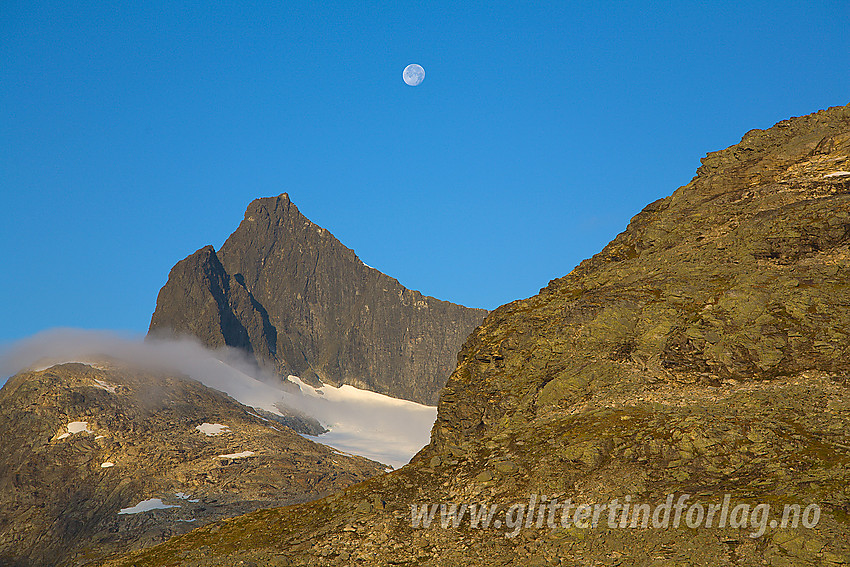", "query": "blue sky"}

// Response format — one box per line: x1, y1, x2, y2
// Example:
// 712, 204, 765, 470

1, 1, 848, 342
